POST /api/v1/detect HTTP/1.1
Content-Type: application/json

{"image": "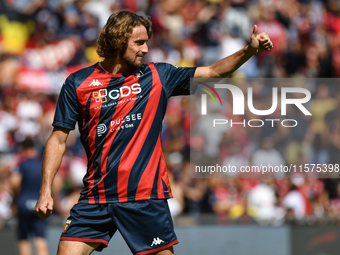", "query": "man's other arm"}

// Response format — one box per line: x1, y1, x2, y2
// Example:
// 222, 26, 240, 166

34, 126, 70, 219
194, 25, 273, 78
